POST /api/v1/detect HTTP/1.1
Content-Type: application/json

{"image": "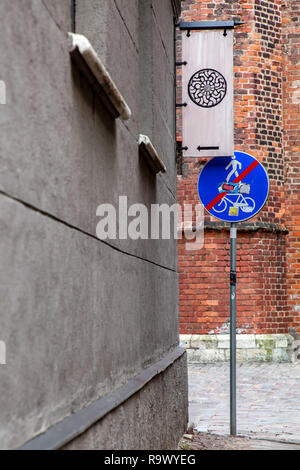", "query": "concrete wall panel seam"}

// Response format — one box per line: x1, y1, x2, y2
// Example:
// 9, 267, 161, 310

0, 190, 177, 274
